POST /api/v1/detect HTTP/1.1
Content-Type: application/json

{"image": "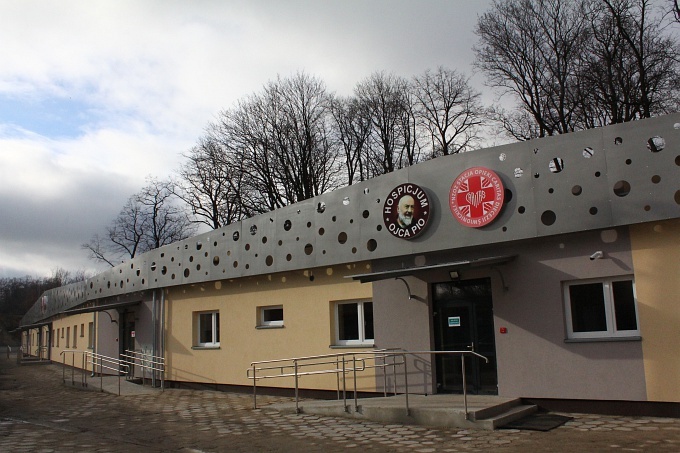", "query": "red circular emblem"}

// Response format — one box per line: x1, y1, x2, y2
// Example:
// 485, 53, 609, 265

449, 167, 504, 227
